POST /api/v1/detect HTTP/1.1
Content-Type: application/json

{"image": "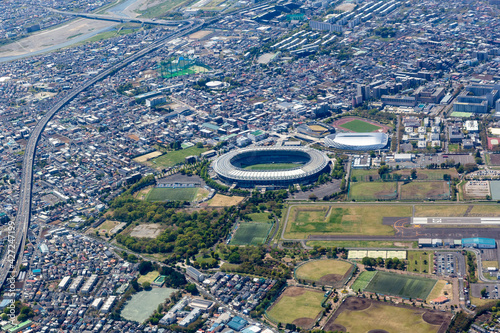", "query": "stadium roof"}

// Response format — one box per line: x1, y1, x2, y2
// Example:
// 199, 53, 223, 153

212, 147, 329, 182
324, 132, 388, 151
